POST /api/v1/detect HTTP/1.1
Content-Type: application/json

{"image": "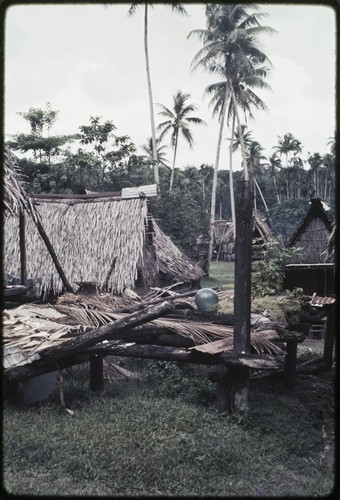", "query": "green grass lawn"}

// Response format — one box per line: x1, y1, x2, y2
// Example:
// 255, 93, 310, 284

2, 263, 335, 497
3, 359, 335, 497
201, 261, 235, 290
